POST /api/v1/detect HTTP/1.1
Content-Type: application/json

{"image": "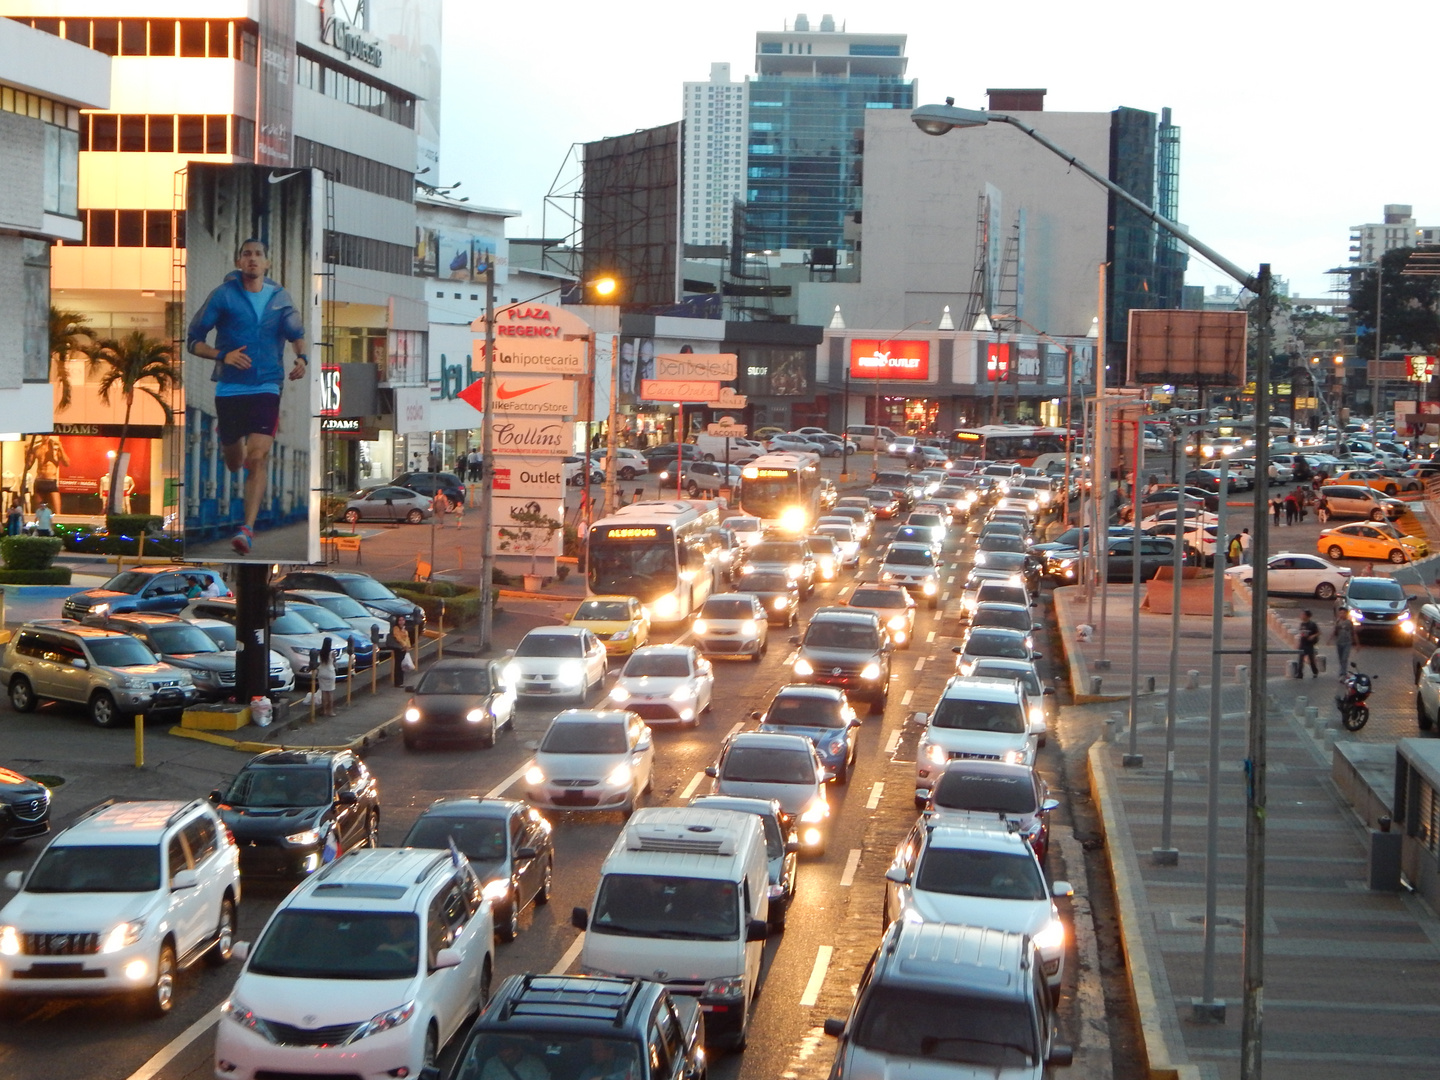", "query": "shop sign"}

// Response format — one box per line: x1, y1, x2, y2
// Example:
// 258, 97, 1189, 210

656, 353, 738, 380
490, 458, 566, 492
640, 379, 721, 403
456, 376, 577, 417
707, 422, 748, 438
986, 343, 1011, 382
321, 365, 342, 416
490, 487, 567, 561
319, 1, 383, 67
472, 303, 592, 340
473, 339, 590, 376
394, 387, 430, 435
1406, 355, 1437, 382
849, 340, 930, 380
51, 423, 165, 439
322, 417, 361, 432
58, 477, 100, 494
492, 418, 573, 457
